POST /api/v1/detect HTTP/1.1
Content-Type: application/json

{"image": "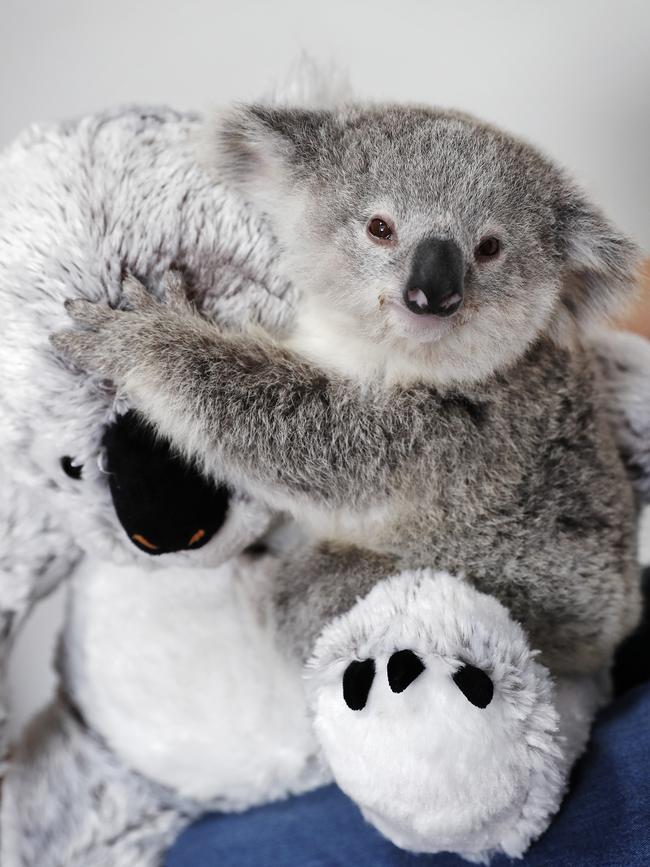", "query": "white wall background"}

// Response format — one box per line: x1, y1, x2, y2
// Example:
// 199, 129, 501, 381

3, 0, 649, 736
